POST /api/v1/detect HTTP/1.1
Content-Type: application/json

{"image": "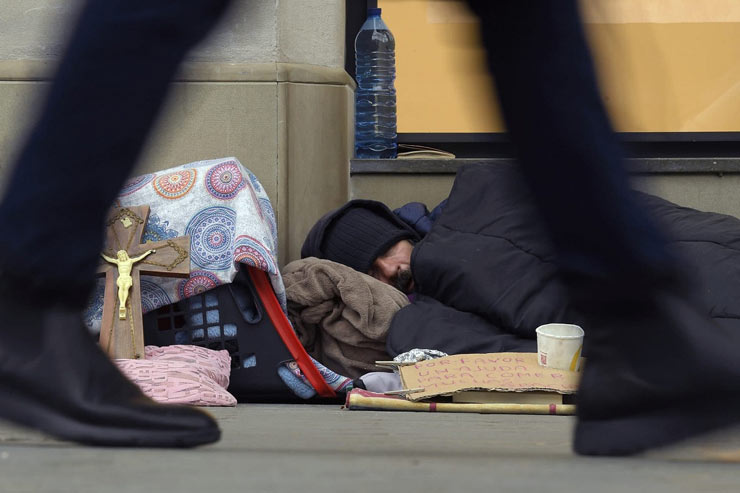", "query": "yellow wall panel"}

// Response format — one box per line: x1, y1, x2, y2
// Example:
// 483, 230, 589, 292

379, 0, 740, 133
